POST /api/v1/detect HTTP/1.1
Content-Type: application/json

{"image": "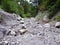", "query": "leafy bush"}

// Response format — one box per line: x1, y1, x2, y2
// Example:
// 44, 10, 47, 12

38, 0, 60, 20
0, 0, 38, 18
1, 0, 19, 13
54, 11, 60, 21
56, 15, 60, 21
